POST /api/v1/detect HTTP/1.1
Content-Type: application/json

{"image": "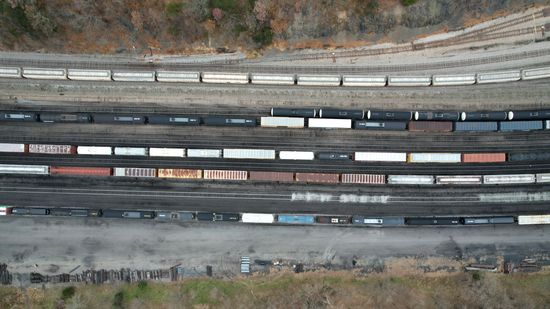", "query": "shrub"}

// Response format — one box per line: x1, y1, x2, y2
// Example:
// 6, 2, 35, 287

61, 286, 76, 300
166, 2, 184, 16
113, 291, 124, 308
401, 0, 417, 6
253, 26, 273, 47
